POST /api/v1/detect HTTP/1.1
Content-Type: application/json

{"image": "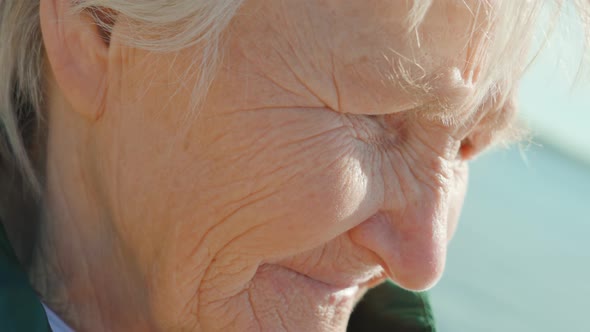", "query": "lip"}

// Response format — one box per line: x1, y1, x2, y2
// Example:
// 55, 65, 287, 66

269, 264, 358, 293
277, 264, 386, 291
362, 273, 388, 289
252, 264, 362, 310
